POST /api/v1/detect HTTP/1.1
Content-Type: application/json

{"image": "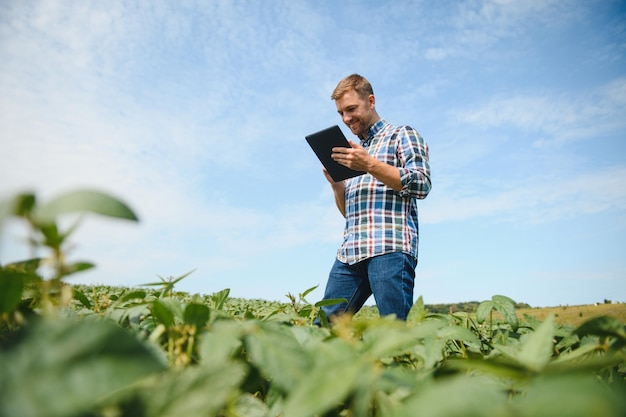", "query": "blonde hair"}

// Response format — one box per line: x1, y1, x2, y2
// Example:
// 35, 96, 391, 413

331, 74, 374, 100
